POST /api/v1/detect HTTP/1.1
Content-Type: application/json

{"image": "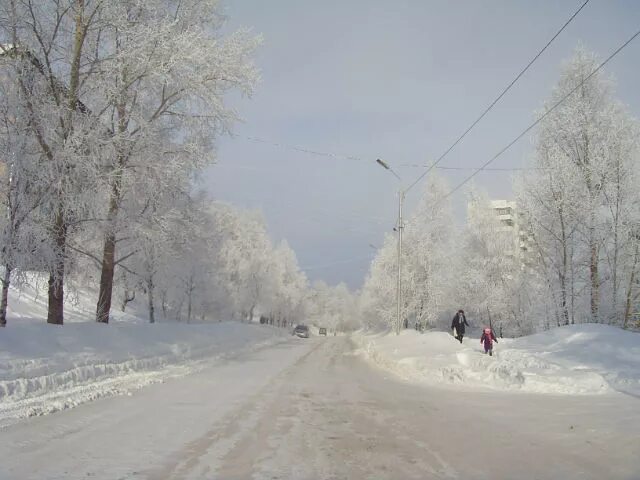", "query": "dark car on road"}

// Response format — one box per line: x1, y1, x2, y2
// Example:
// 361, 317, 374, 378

319, 327, 327, 336
293, 324, 309, 338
